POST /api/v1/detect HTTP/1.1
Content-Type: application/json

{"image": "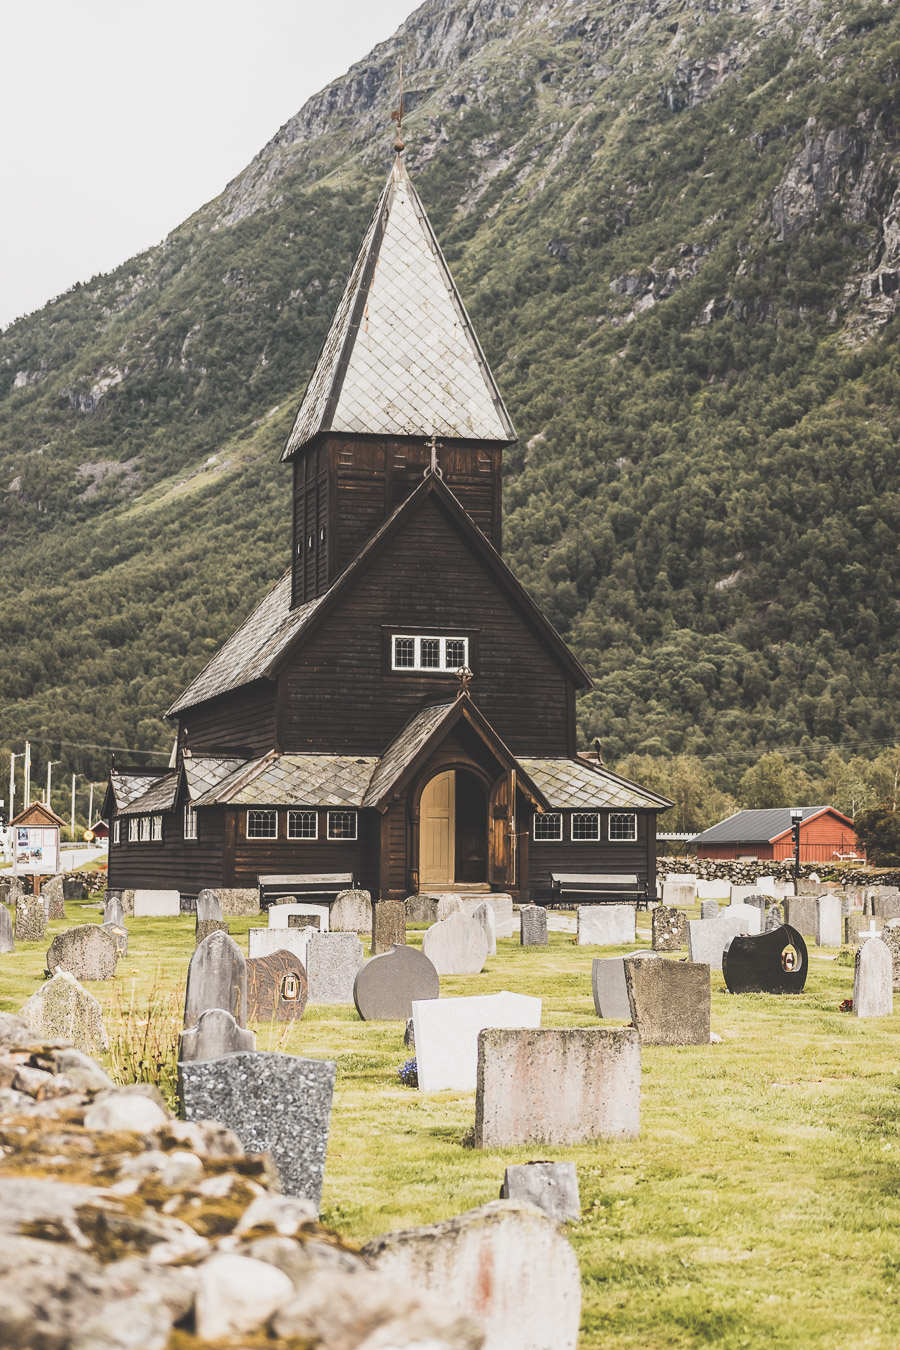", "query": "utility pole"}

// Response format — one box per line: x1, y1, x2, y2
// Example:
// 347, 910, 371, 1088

88, 784, 94, 833
70, 774, 76, 841
9, 749, 25, 821
45, 760, 61, 811
23, 741, 31, 808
